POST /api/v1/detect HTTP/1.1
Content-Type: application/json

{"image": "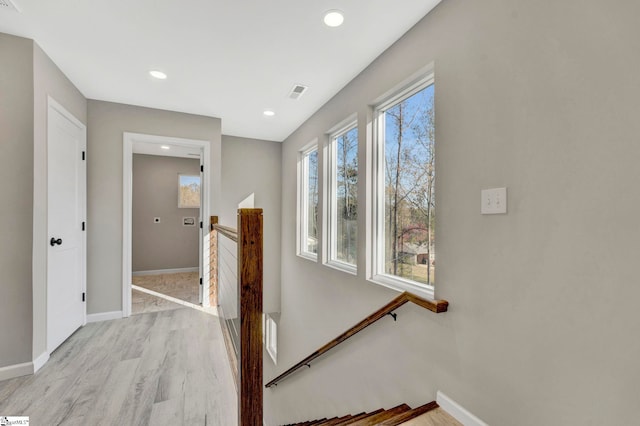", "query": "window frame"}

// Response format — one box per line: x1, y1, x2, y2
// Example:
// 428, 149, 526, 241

368, 70, 436, 300
324, 117, 358, 275
178, 173, 201, 209
297, 141, 319, 261
263, 313, 278, 364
